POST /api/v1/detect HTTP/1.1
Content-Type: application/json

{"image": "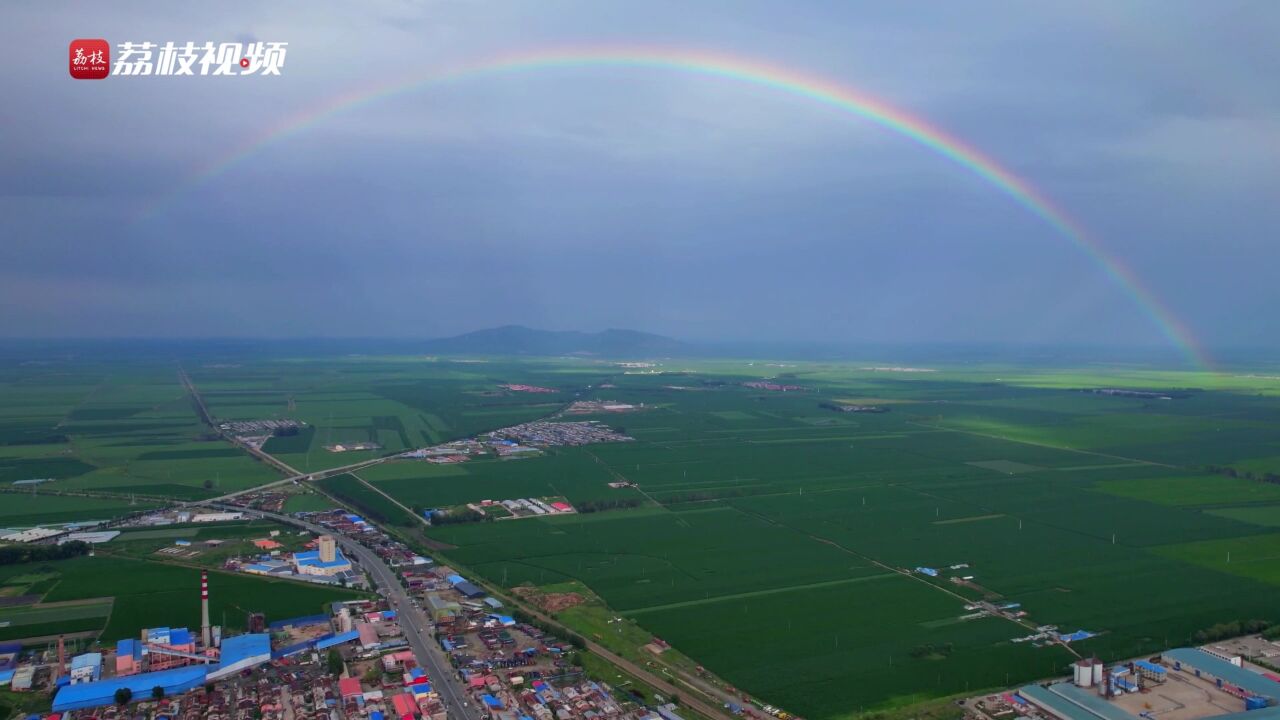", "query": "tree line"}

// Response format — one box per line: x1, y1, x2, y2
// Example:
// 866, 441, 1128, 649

1202, 465, 1280, 484
0, 540, 91, 566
